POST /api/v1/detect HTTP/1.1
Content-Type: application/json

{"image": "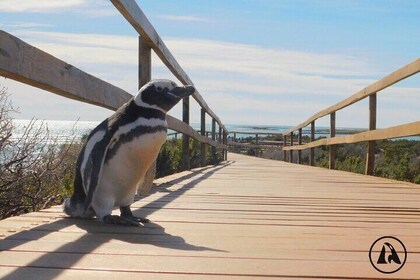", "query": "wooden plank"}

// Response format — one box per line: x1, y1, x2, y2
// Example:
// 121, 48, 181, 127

0, 30, 131, 111
110, 0, 227, 132
283, 121, 420, 151
1, 153, 420, 279
365, 93, 377, 175
283, 59, 420, 135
